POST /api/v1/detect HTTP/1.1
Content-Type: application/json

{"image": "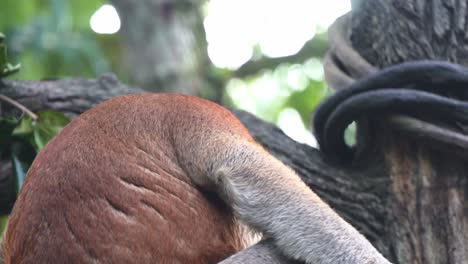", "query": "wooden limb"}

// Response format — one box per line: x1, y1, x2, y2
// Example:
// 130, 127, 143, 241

233, 33, 328, 78
0, 74, 145, 118
0, 76, 390, 257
